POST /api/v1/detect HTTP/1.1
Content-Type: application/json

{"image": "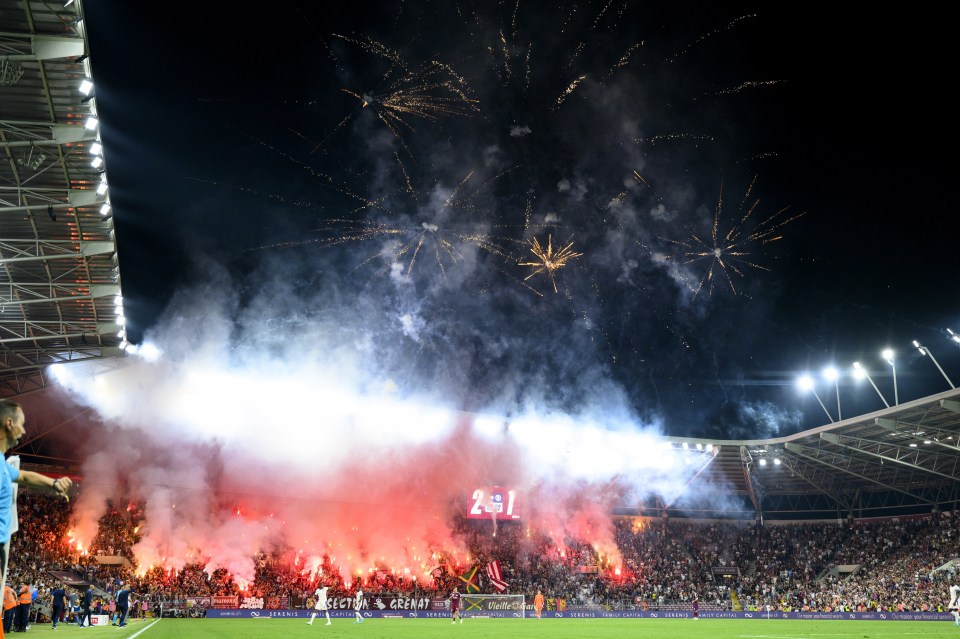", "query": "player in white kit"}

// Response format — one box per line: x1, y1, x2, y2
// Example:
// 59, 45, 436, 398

948, 583, 960, 625
353, 587, 364, 624
306, 585, 331, 626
